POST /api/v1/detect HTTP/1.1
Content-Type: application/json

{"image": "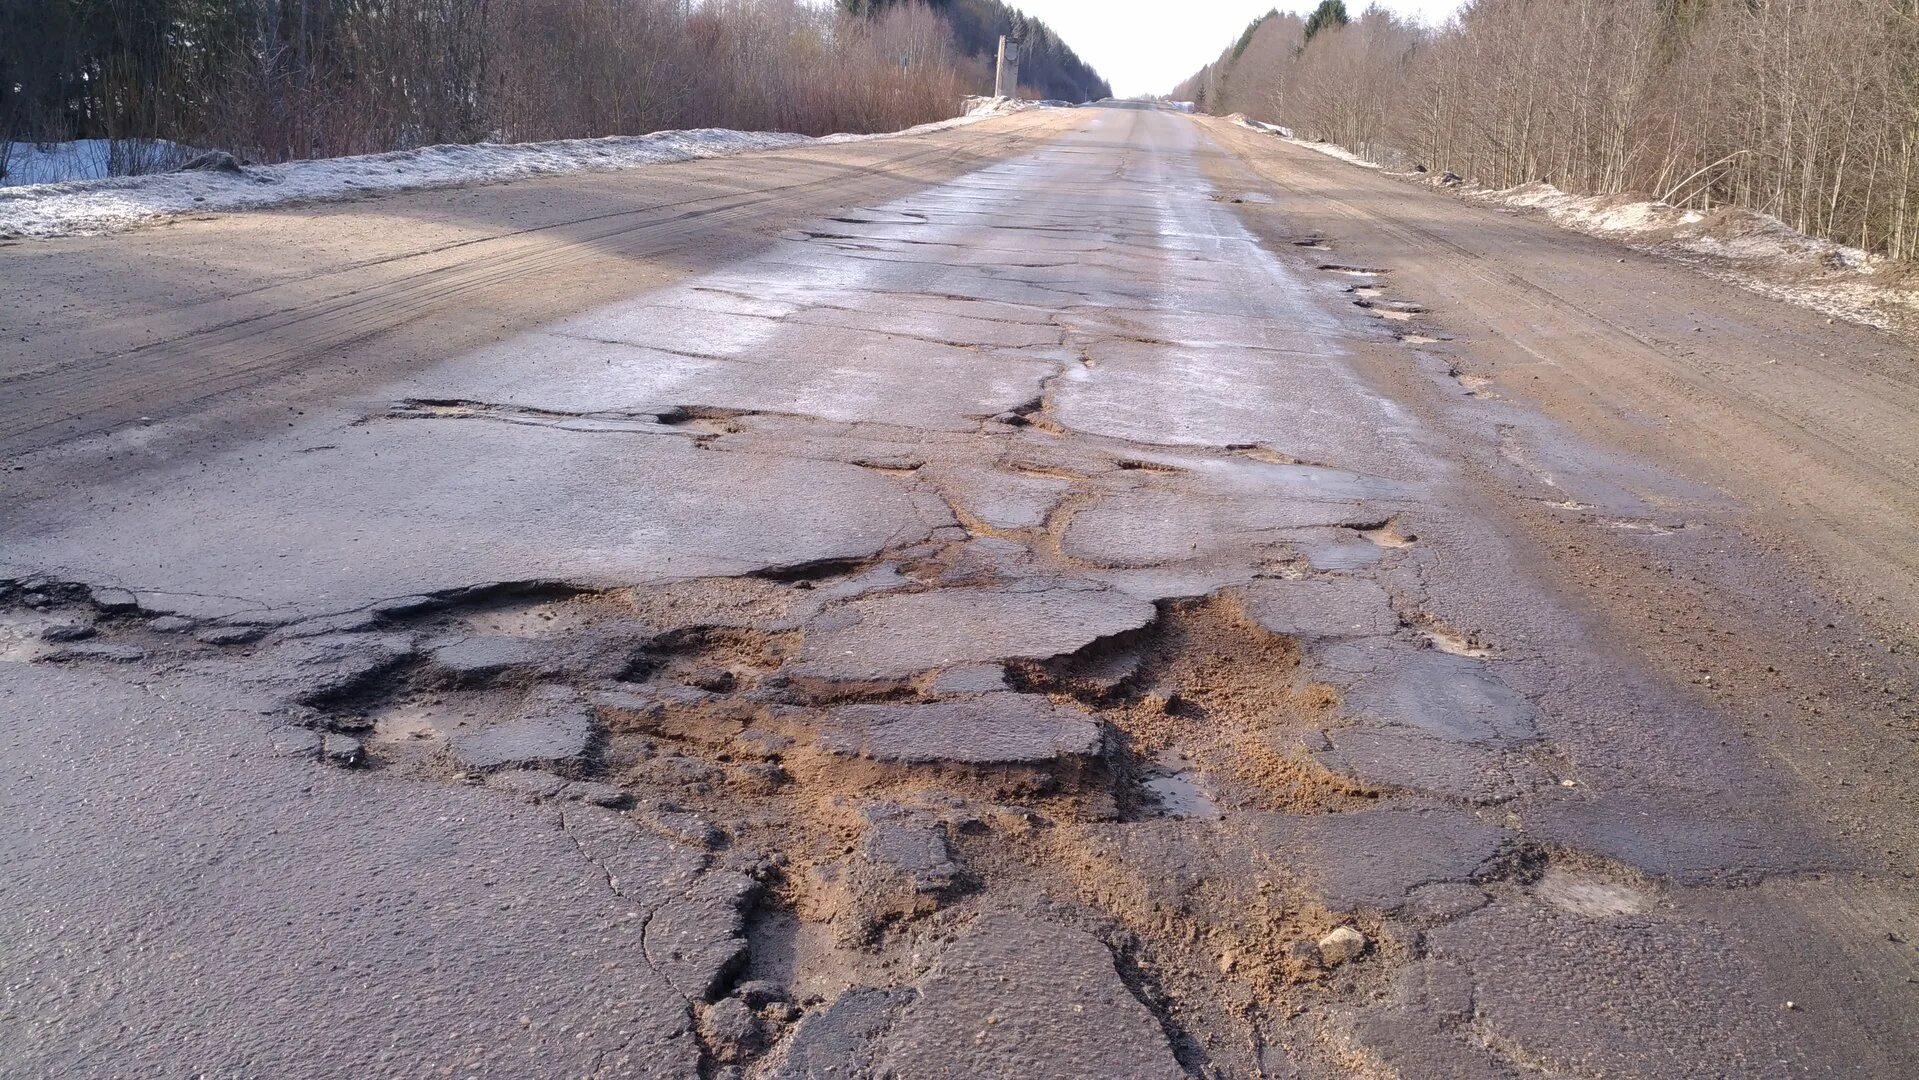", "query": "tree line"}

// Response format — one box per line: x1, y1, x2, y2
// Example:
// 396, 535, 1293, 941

1175, 0, 1919, 261
842, 0, 1110, 103
0, 0, 1107, 174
